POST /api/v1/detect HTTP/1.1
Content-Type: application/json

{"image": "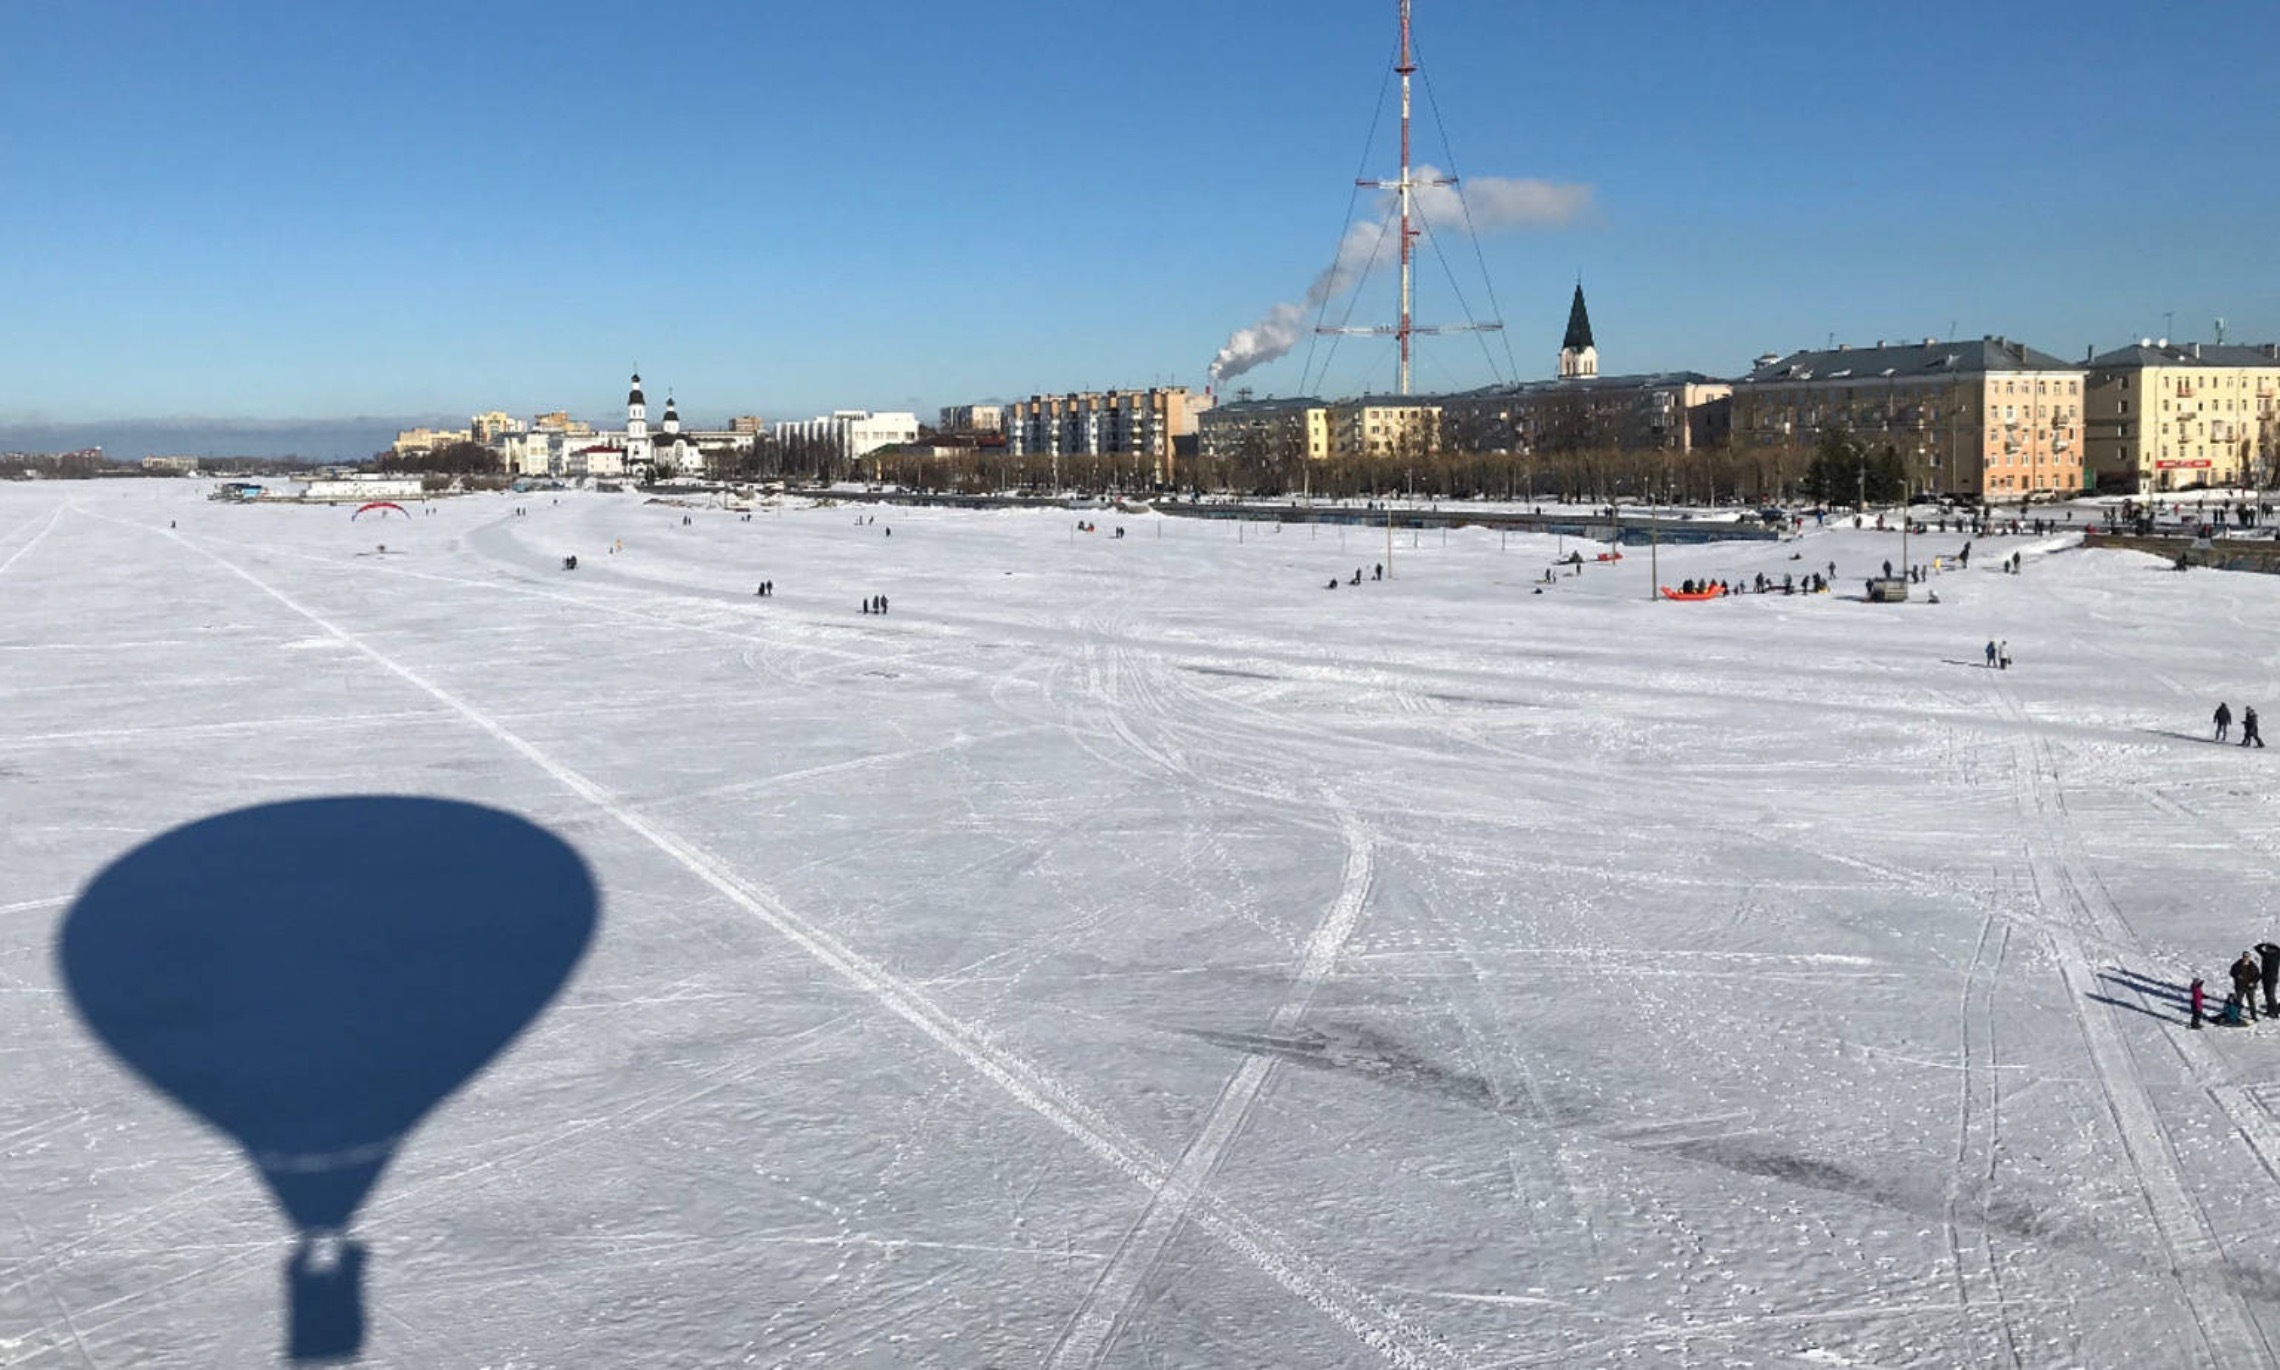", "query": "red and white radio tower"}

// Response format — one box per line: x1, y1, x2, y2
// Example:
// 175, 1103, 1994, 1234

1318, 0, 1501, 395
